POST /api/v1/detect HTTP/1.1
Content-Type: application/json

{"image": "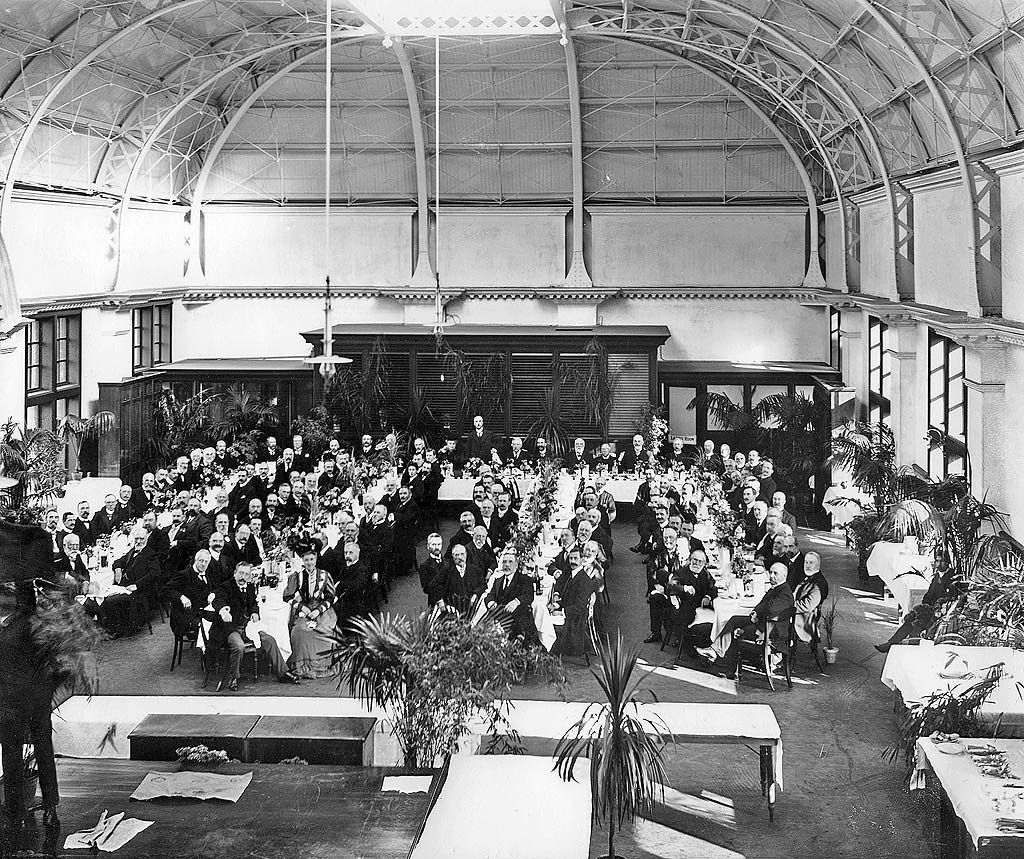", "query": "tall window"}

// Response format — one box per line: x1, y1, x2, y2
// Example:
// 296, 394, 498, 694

132, 304, 172, 371
25, 313, 81, 431
829, 307, 842, 370
867, 316, 891, 425
927, 331, 966, 479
